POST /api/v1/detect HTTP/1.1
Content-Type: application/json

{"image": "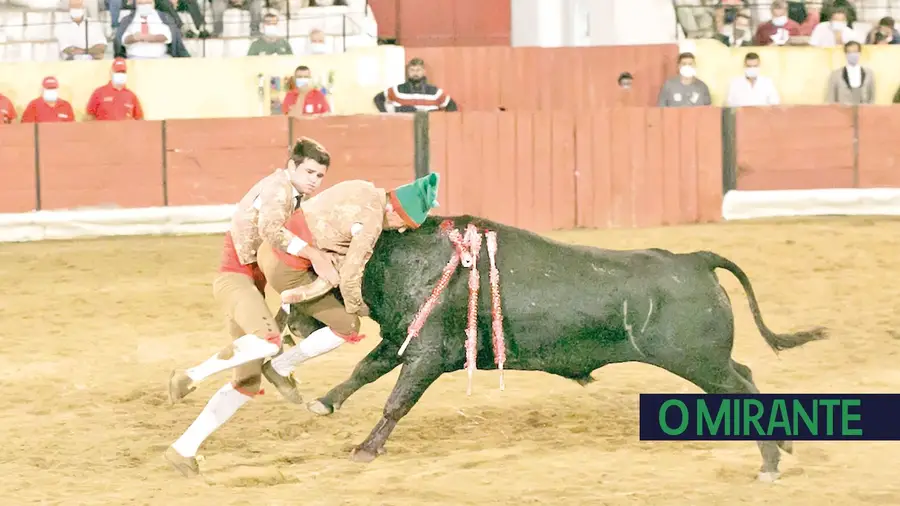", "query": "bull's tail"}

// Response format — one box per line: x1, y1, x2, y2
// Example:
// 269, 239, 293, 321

693, 251, 828, 353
